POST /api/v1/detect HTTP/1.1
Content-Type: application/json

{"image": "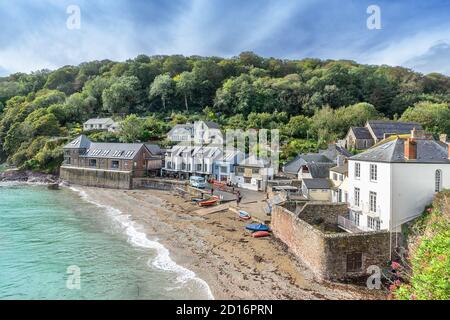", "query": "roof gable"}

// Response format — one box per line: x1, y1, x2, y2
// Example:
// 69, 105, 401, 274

350, 138, 449, 163
366, 121, 423, 140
